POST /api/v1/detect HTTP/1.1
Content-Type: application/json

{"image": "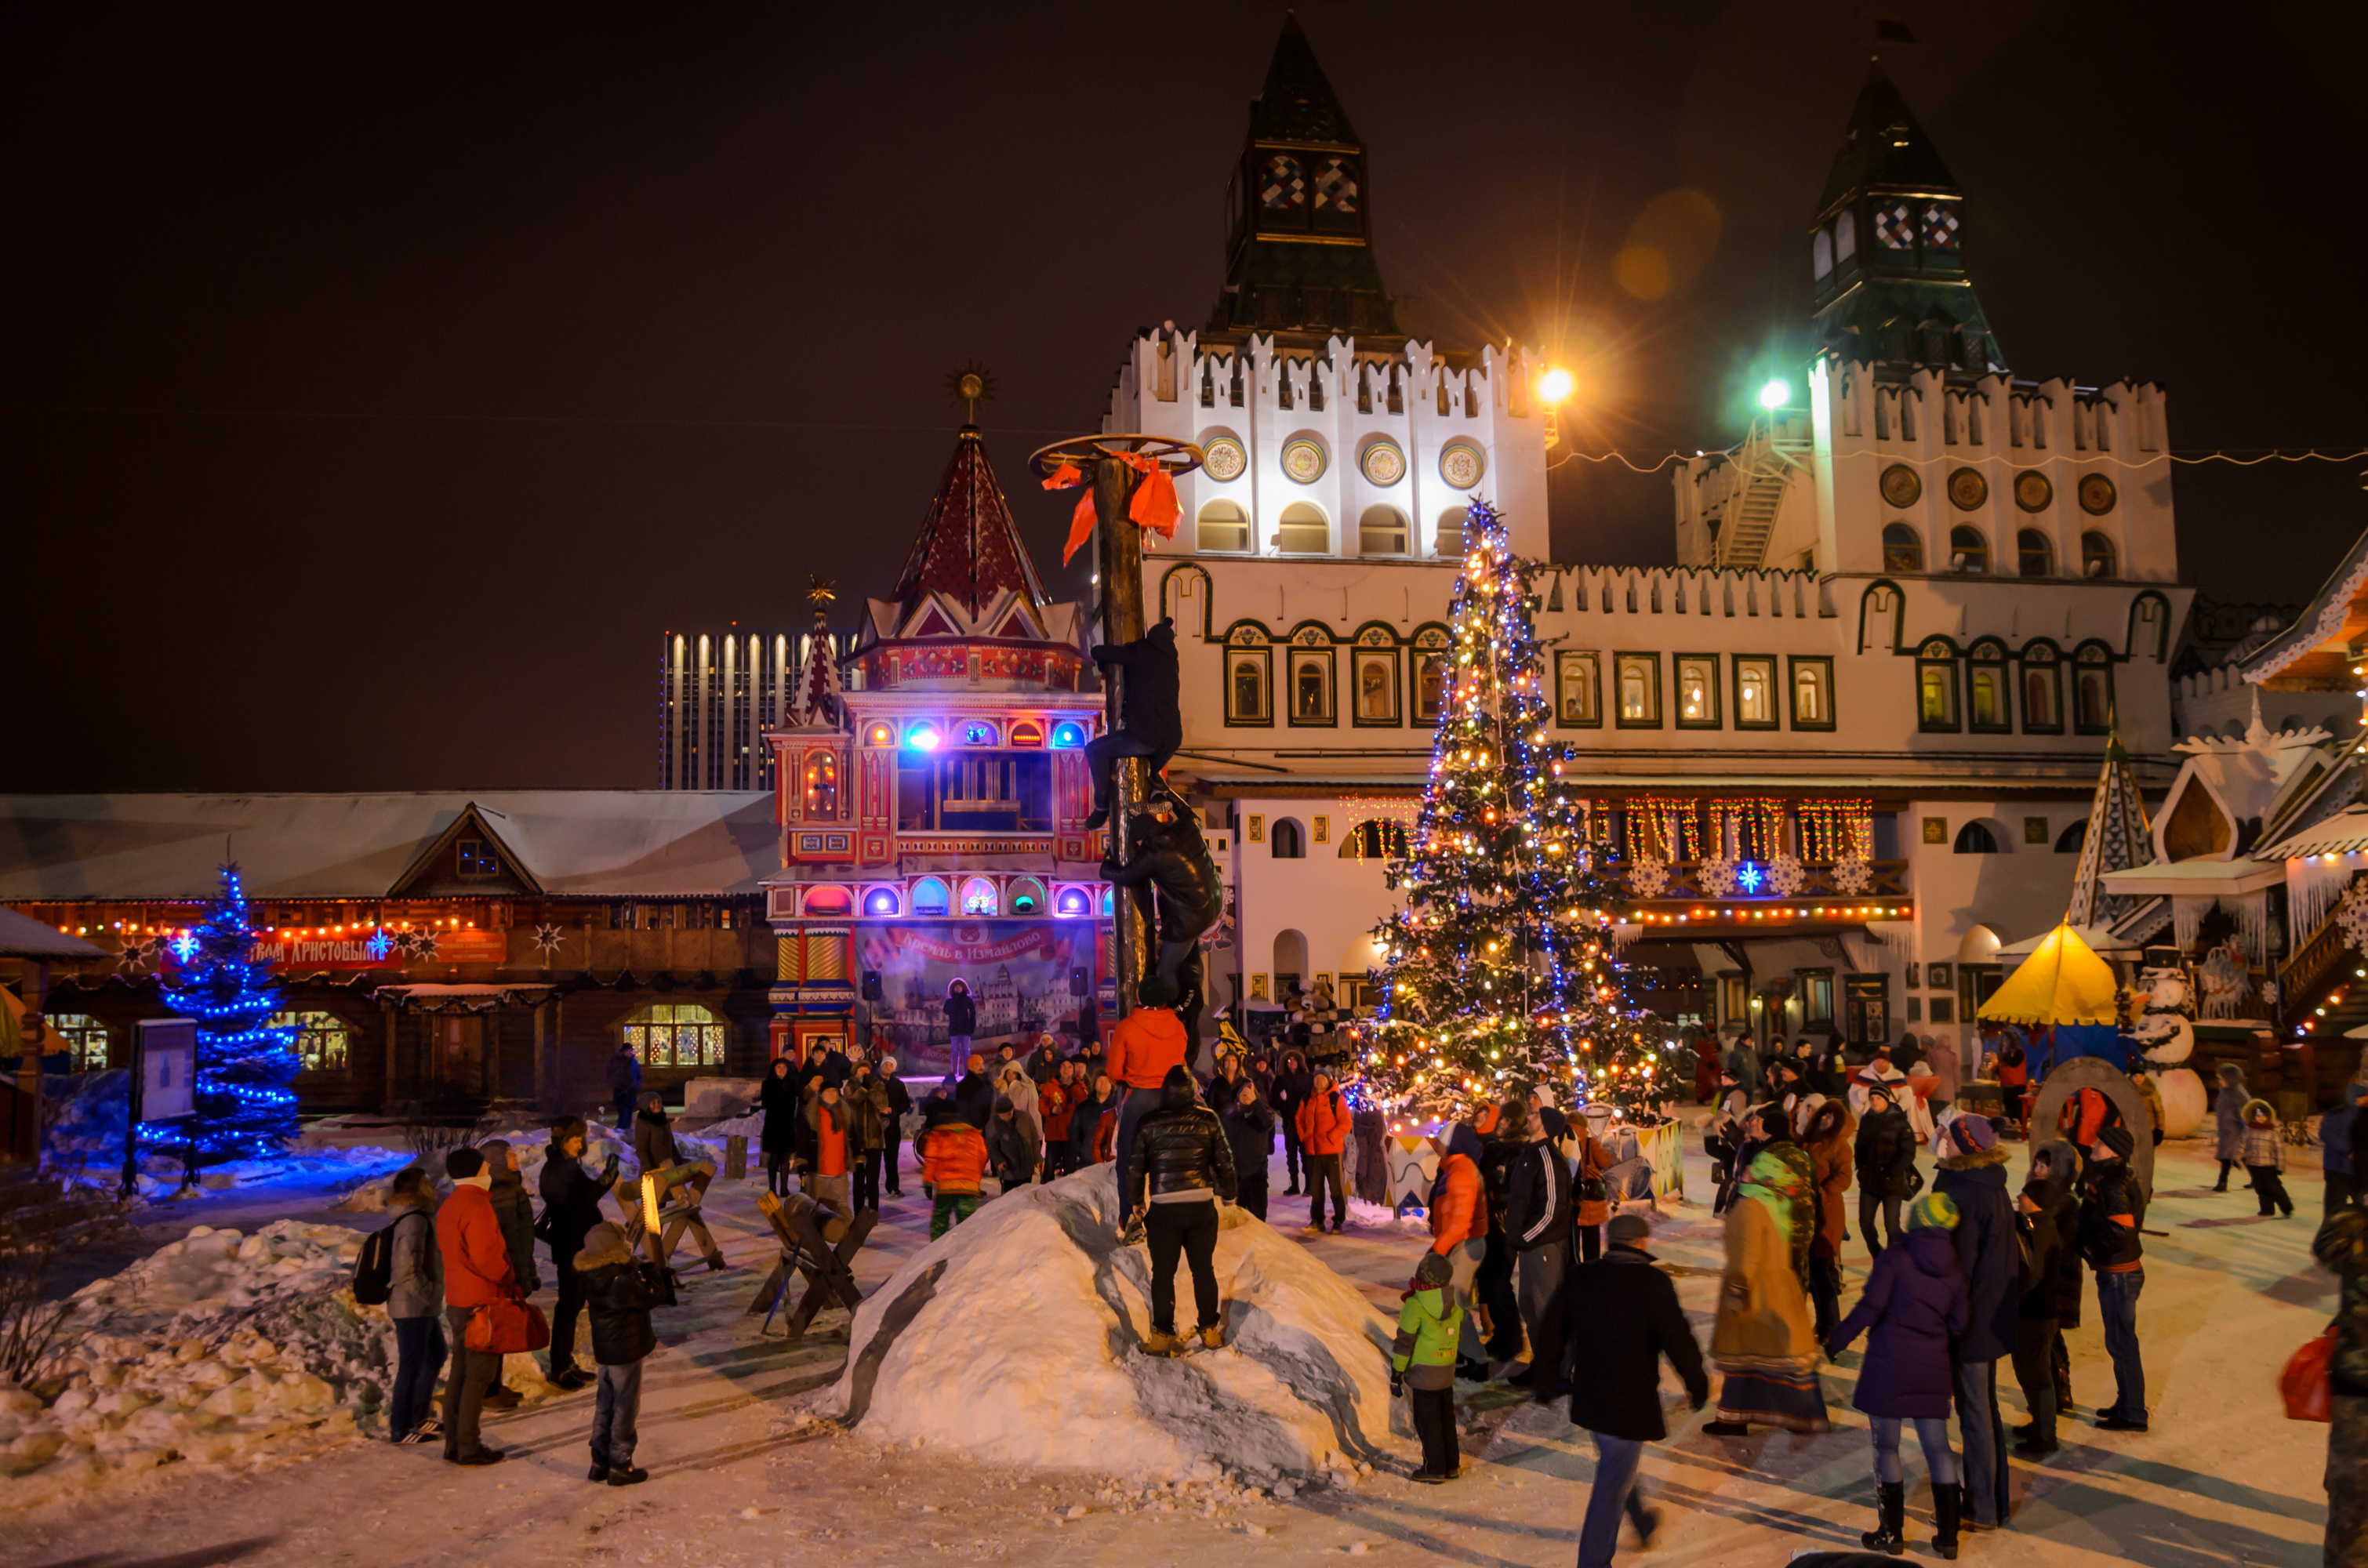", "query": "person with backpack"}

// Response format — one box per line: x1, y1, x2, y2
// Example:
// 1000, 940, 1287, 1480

373, 1166, 445, 1443
572, 1220, 659, 1486
1296, 1069, 1351, 1235
539, 1117, 619, 1392
1391, 1250, 1466, 1485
